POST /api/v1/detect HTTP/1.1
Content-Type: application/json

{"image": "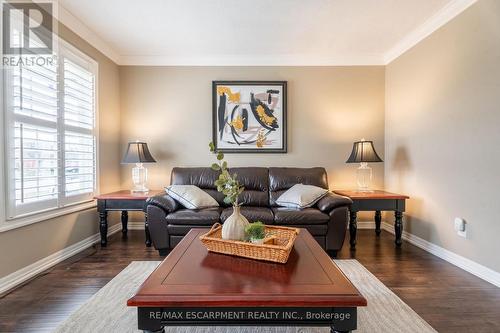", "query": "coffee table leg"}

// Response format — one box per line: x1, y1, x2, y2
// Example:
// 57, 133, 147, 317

349, 210, 357, 250
395, 211, 403, 247
121, 211, 128, 236
145, 212, 152, 247
375, 210, 382, 236
331, 329, 351, 333
99, 211, 108, 247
